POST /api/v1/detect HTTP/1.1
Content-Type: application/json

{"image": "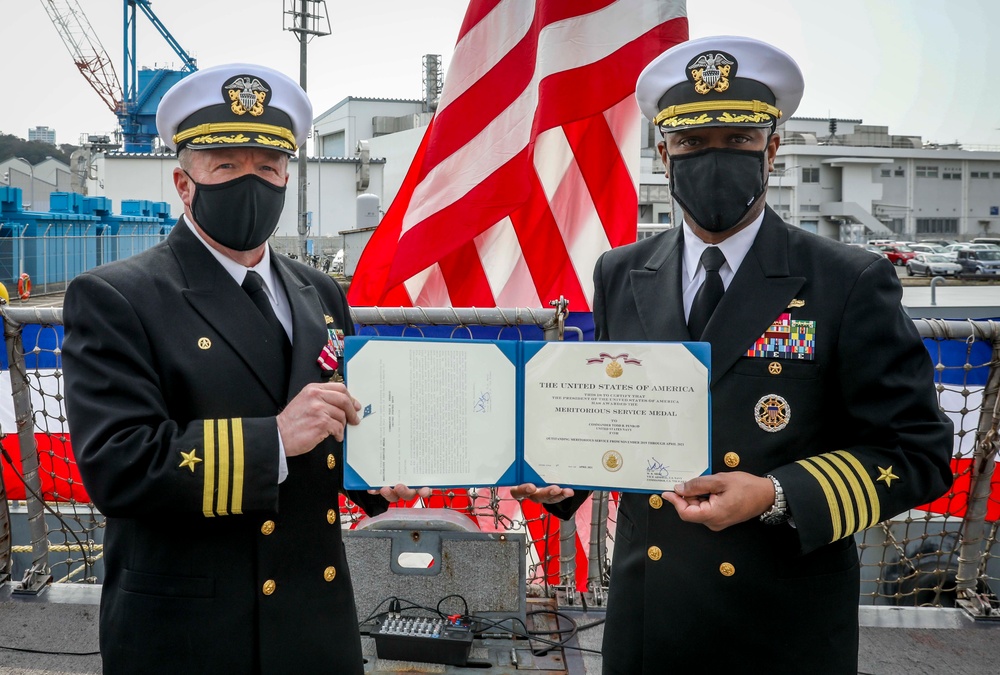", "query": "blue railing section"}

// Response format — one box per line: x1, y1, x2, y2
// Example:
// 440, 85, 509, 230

0, 187, 173, 292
